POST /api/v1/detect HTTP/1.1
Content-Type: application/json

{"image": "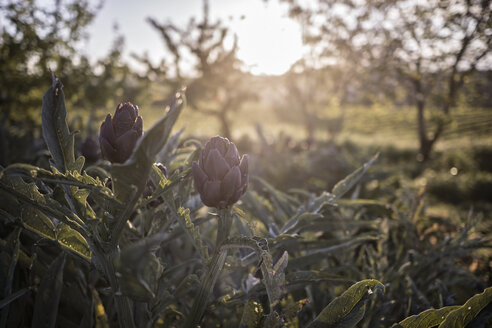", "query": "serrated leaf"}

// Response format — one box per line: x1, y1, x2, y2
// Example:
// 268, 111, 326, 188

56, 223, 91, 260
32, 253, 66, 328
110, 89, 185, 203
260, 251, 288, 309
21, 207, 56, 241
393, 306, 460, 327
0, 163, 52, 178
438, 286, 492, 328
332, 153, 379, 200
239, 299, 264, 328
0, 176, 87, 234
1, 164, 115, 210
307, 279, 384, 328
41, 75, 83, 173
114, 234, 165, 301
165, 202, 208, 260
